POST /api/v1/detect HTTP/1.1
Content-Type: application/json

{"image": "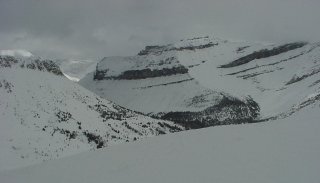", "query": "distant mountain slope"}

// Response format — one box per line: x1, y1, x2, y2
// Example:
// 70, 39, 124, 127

176, 37, 320, 118
80, 36, 320, 125
0, 55, 183, 171
80, 38, 260, 129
